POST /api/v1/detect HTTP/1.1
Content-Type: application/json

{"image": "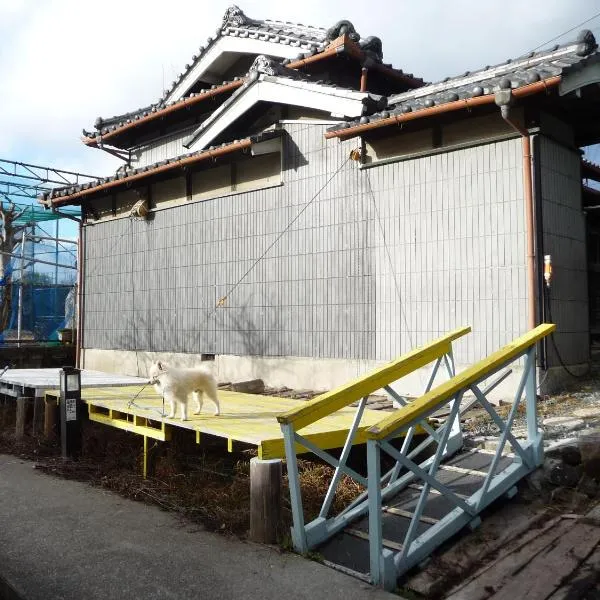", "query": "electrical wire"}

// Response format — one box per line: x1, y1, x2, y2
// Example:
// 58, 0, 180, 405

364, 170, 414, 350
544, 285, 587, 378
531, 10, 600, 52
209, 154, 352, 312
